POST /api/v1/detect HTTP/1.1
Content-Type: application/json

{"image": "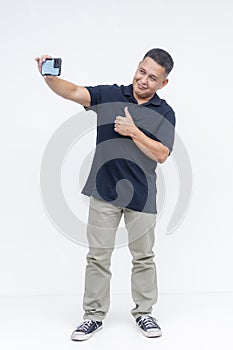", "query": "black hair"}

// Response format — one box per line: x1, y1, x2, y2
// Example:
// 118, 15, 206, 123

143, 48, 174, 75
